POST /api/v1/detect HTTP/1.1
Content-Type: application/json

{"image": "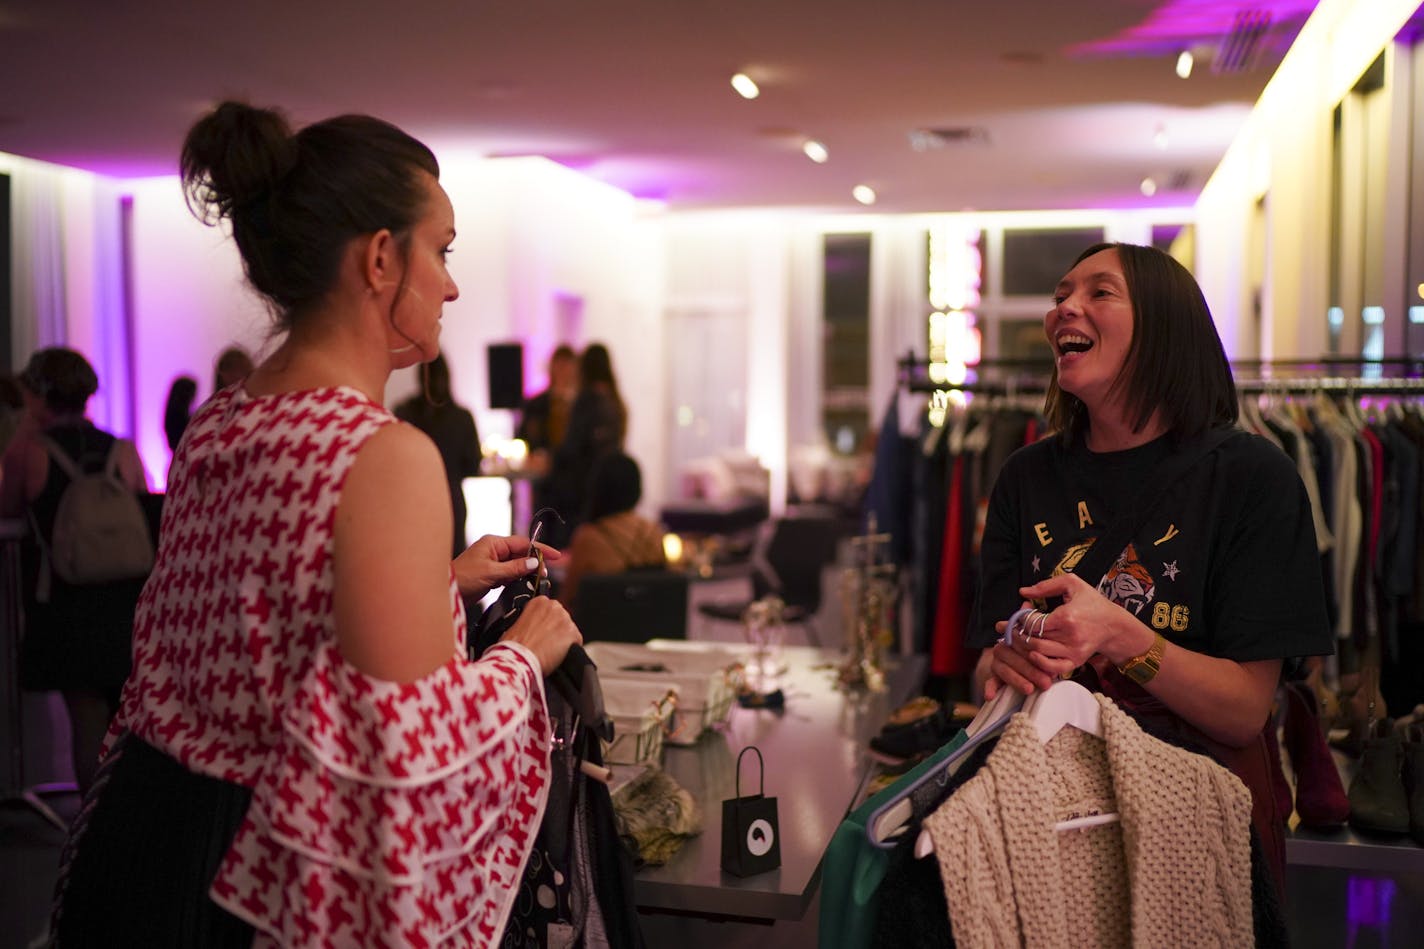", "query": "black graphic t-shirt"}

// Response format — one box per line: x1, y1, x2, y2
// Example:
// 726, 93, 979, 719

969, 429, 1333, 663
